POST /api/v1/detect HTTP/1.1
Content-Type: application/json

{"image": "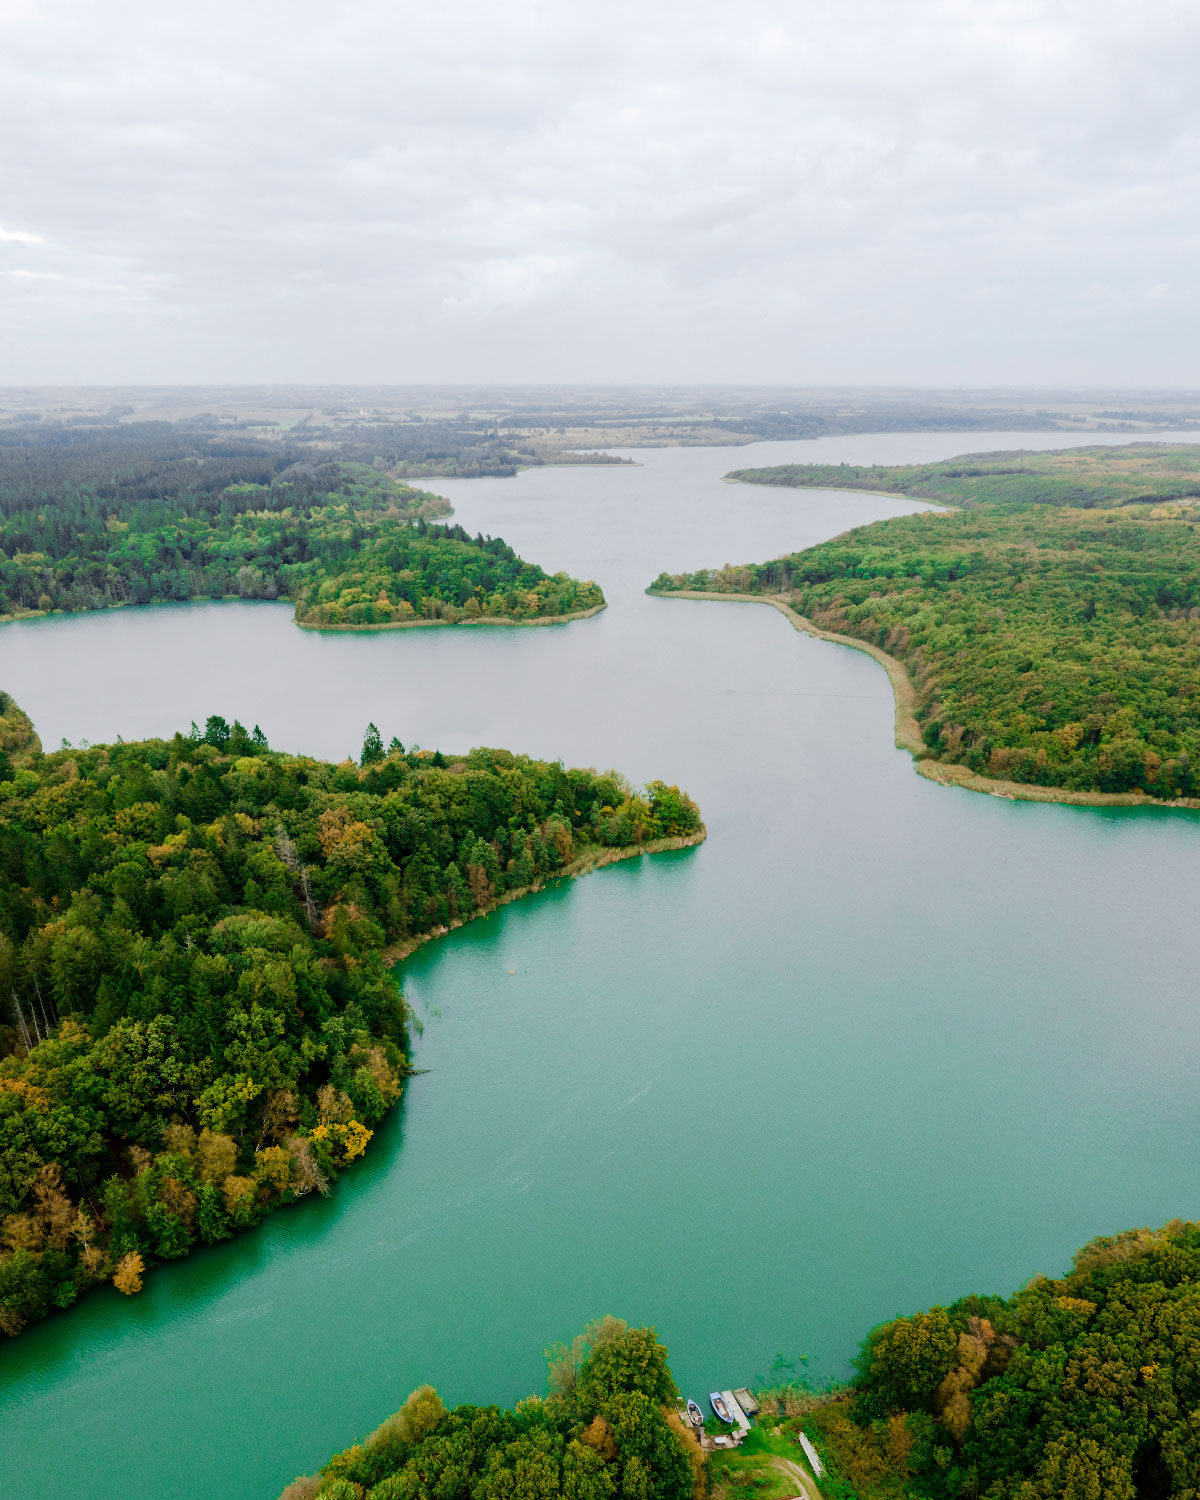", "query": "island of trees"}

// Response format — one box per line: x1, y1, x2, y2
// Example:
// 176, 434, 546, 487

0, 705, 702, 1336
0, 422, 604, 629
281, 1217, 1200, 1500
652, 445, 1200, 799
